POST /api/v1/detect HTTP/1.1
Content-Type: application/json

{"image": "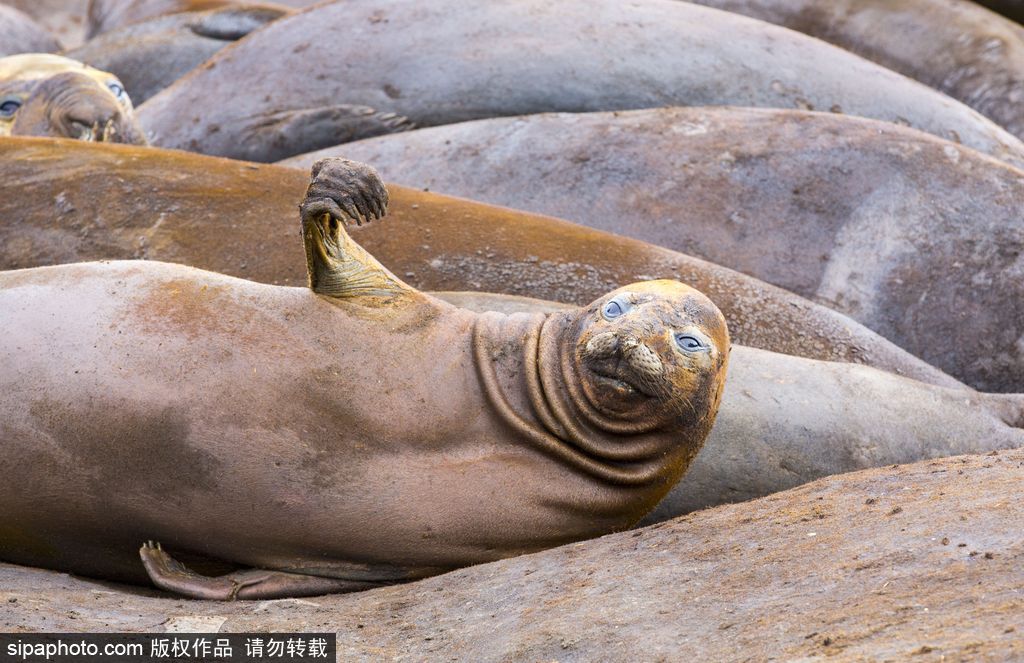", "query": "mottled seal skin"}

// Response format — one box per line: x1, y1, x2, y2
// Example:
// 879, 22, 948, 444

0, 159, 729, 599
0, 6, 61, 57
291, 107, 1024, 393
135, 0, 1024, 166
68, 4, 293, 104
86, 0, 316, 37
0, 54, 145, 143
444, 292, 1024, 521
0, 137, 961, 389
686, 0, 1024, 140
